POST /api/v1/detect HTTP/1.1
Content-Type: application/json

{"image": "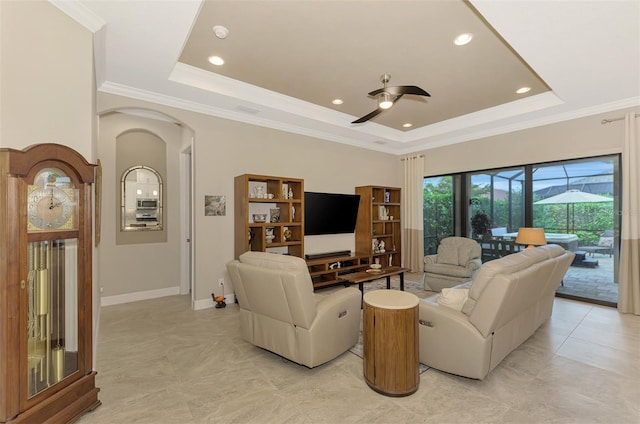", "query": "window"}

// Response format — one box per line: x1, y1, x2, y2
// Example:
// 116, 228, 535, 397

423, 176, 454, 255
468, 168, 525, 238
